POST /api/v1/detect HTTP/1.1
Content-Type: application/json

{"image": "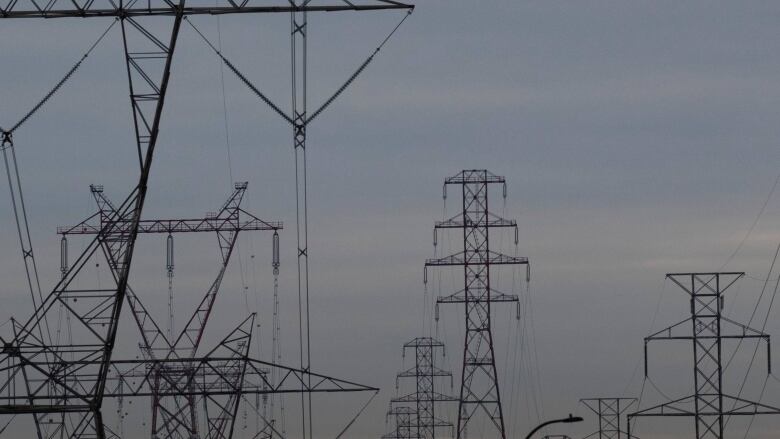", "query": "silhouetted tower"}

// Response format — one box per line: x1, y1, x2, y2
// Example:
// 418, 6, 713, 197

425, 170, 528, 439
384, 406, 421, 439
392, 337, 456, 439
629, 272, 780, 439
580, 398, 635, 439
